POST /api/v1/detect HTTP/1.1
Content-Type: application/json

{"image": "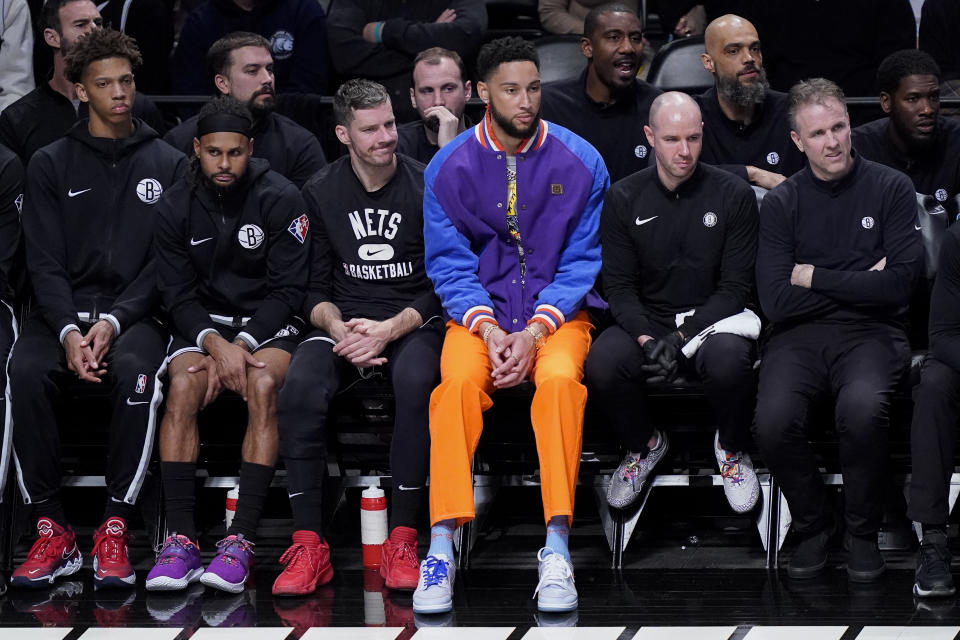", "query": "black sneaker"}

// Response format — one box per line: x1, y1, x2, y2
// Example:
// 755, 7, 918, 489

847, 533, 885, 582
787, 527, 831, 579
915, 530, 955, 598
